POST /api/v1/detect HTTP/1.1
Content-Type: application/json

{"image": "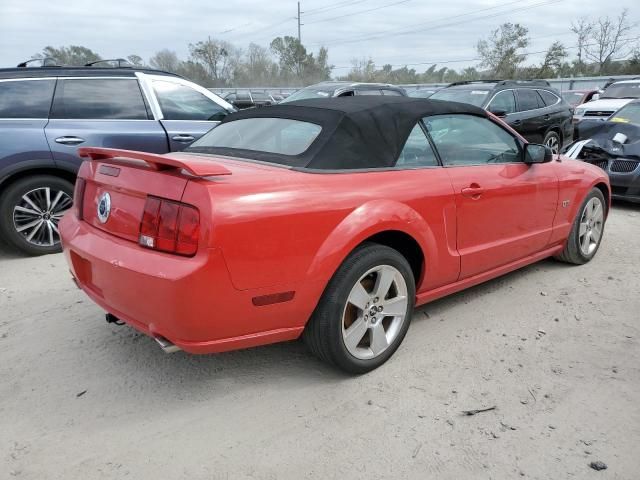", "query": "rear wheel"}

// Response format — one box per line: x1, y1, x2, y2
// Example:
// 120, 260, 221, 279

543, 130, 561, 154
304, 243, 415, 374
0, 175, 74, 256
555, 188, 606, 265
